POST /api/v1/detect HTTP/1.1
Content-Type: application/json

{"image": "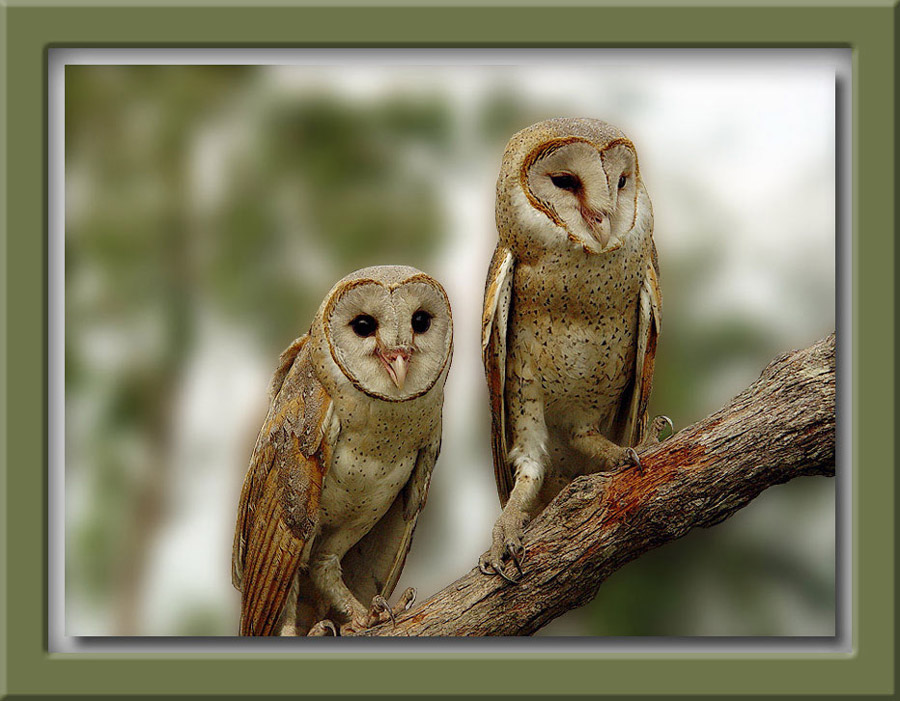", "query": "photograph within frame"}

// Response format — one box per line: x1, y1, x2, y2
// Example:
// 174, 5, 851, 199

49, 47, 848, 653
